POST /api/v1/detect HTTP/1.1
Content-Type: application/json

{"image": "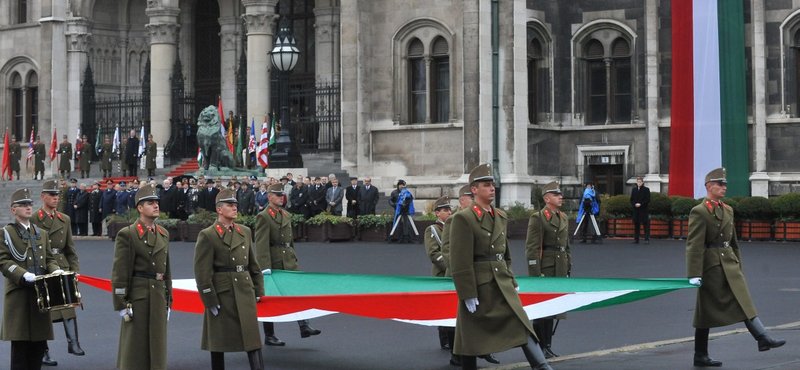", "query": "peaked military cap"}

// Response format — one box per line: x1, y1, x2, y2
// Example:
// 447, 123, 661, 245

542, 181, 562, 195
468, 163, 494, 184
11, 188, 33, 205
42, 180, 61, 194
458, 184, 473, 197
433, 196, 451, 210
119, 181, 127, 186
249, 175, 258, 181
92, 181, 101, 186
105, 179, 114, 184
267, 184, 285, 194
216, 189, 238, 203
70, 178, 78, 183
135, 184, 159, 204
280, 176, 289, 181
205, 179, 215, 185
704, 167, 727, 184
